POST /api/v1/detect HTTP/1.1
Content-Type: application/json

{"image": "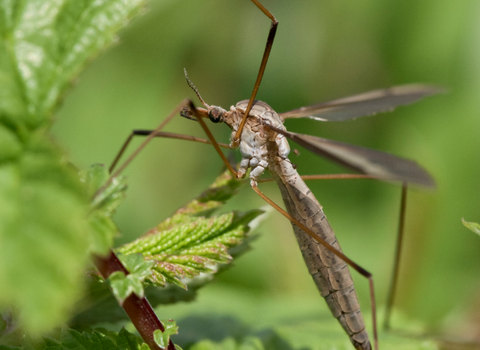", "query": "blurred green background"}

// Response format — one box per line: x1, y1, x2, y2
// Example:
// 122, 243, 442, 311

52, 0, 480, 339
